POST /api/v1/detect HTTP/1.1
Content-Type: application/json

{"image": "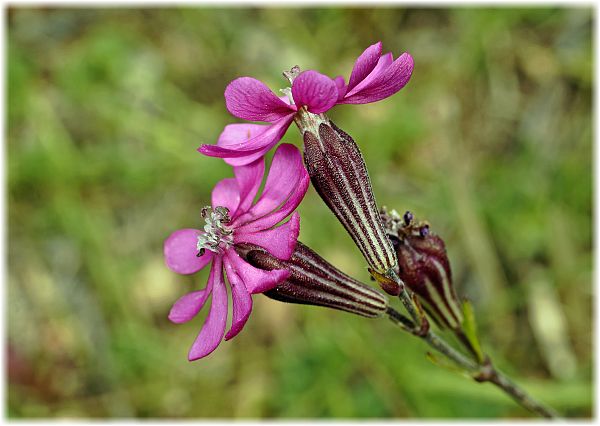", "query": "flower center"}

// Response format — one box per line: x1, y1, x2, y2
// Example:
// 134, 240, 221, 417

196, 206, 234, 256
